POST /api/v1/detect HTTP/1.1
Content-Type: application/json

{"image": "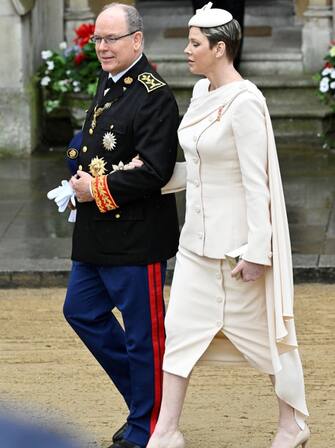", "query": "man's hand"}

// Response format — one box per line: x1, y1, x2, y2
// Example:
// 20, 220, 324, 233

231, 259, 265, 282
71, 171, 94, 203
